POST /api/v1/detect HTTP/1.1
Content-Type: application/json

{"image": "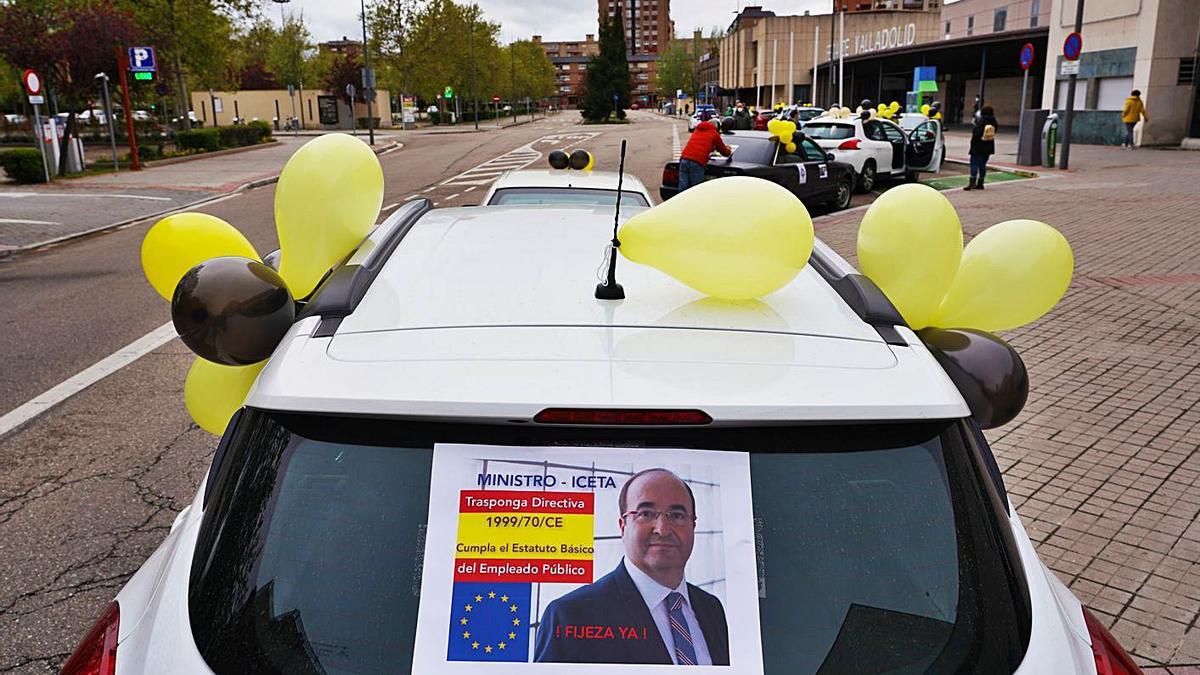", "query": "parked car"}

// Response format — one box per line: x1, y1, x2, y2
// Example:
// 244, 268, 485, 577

804, 115, 944, 192
775, 105, 826, 127
752, 108, 776, 131
660, 129, 854, 211
481, 168, 654, 207
62, 197, 1143, 674
3, 113, 27, 125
